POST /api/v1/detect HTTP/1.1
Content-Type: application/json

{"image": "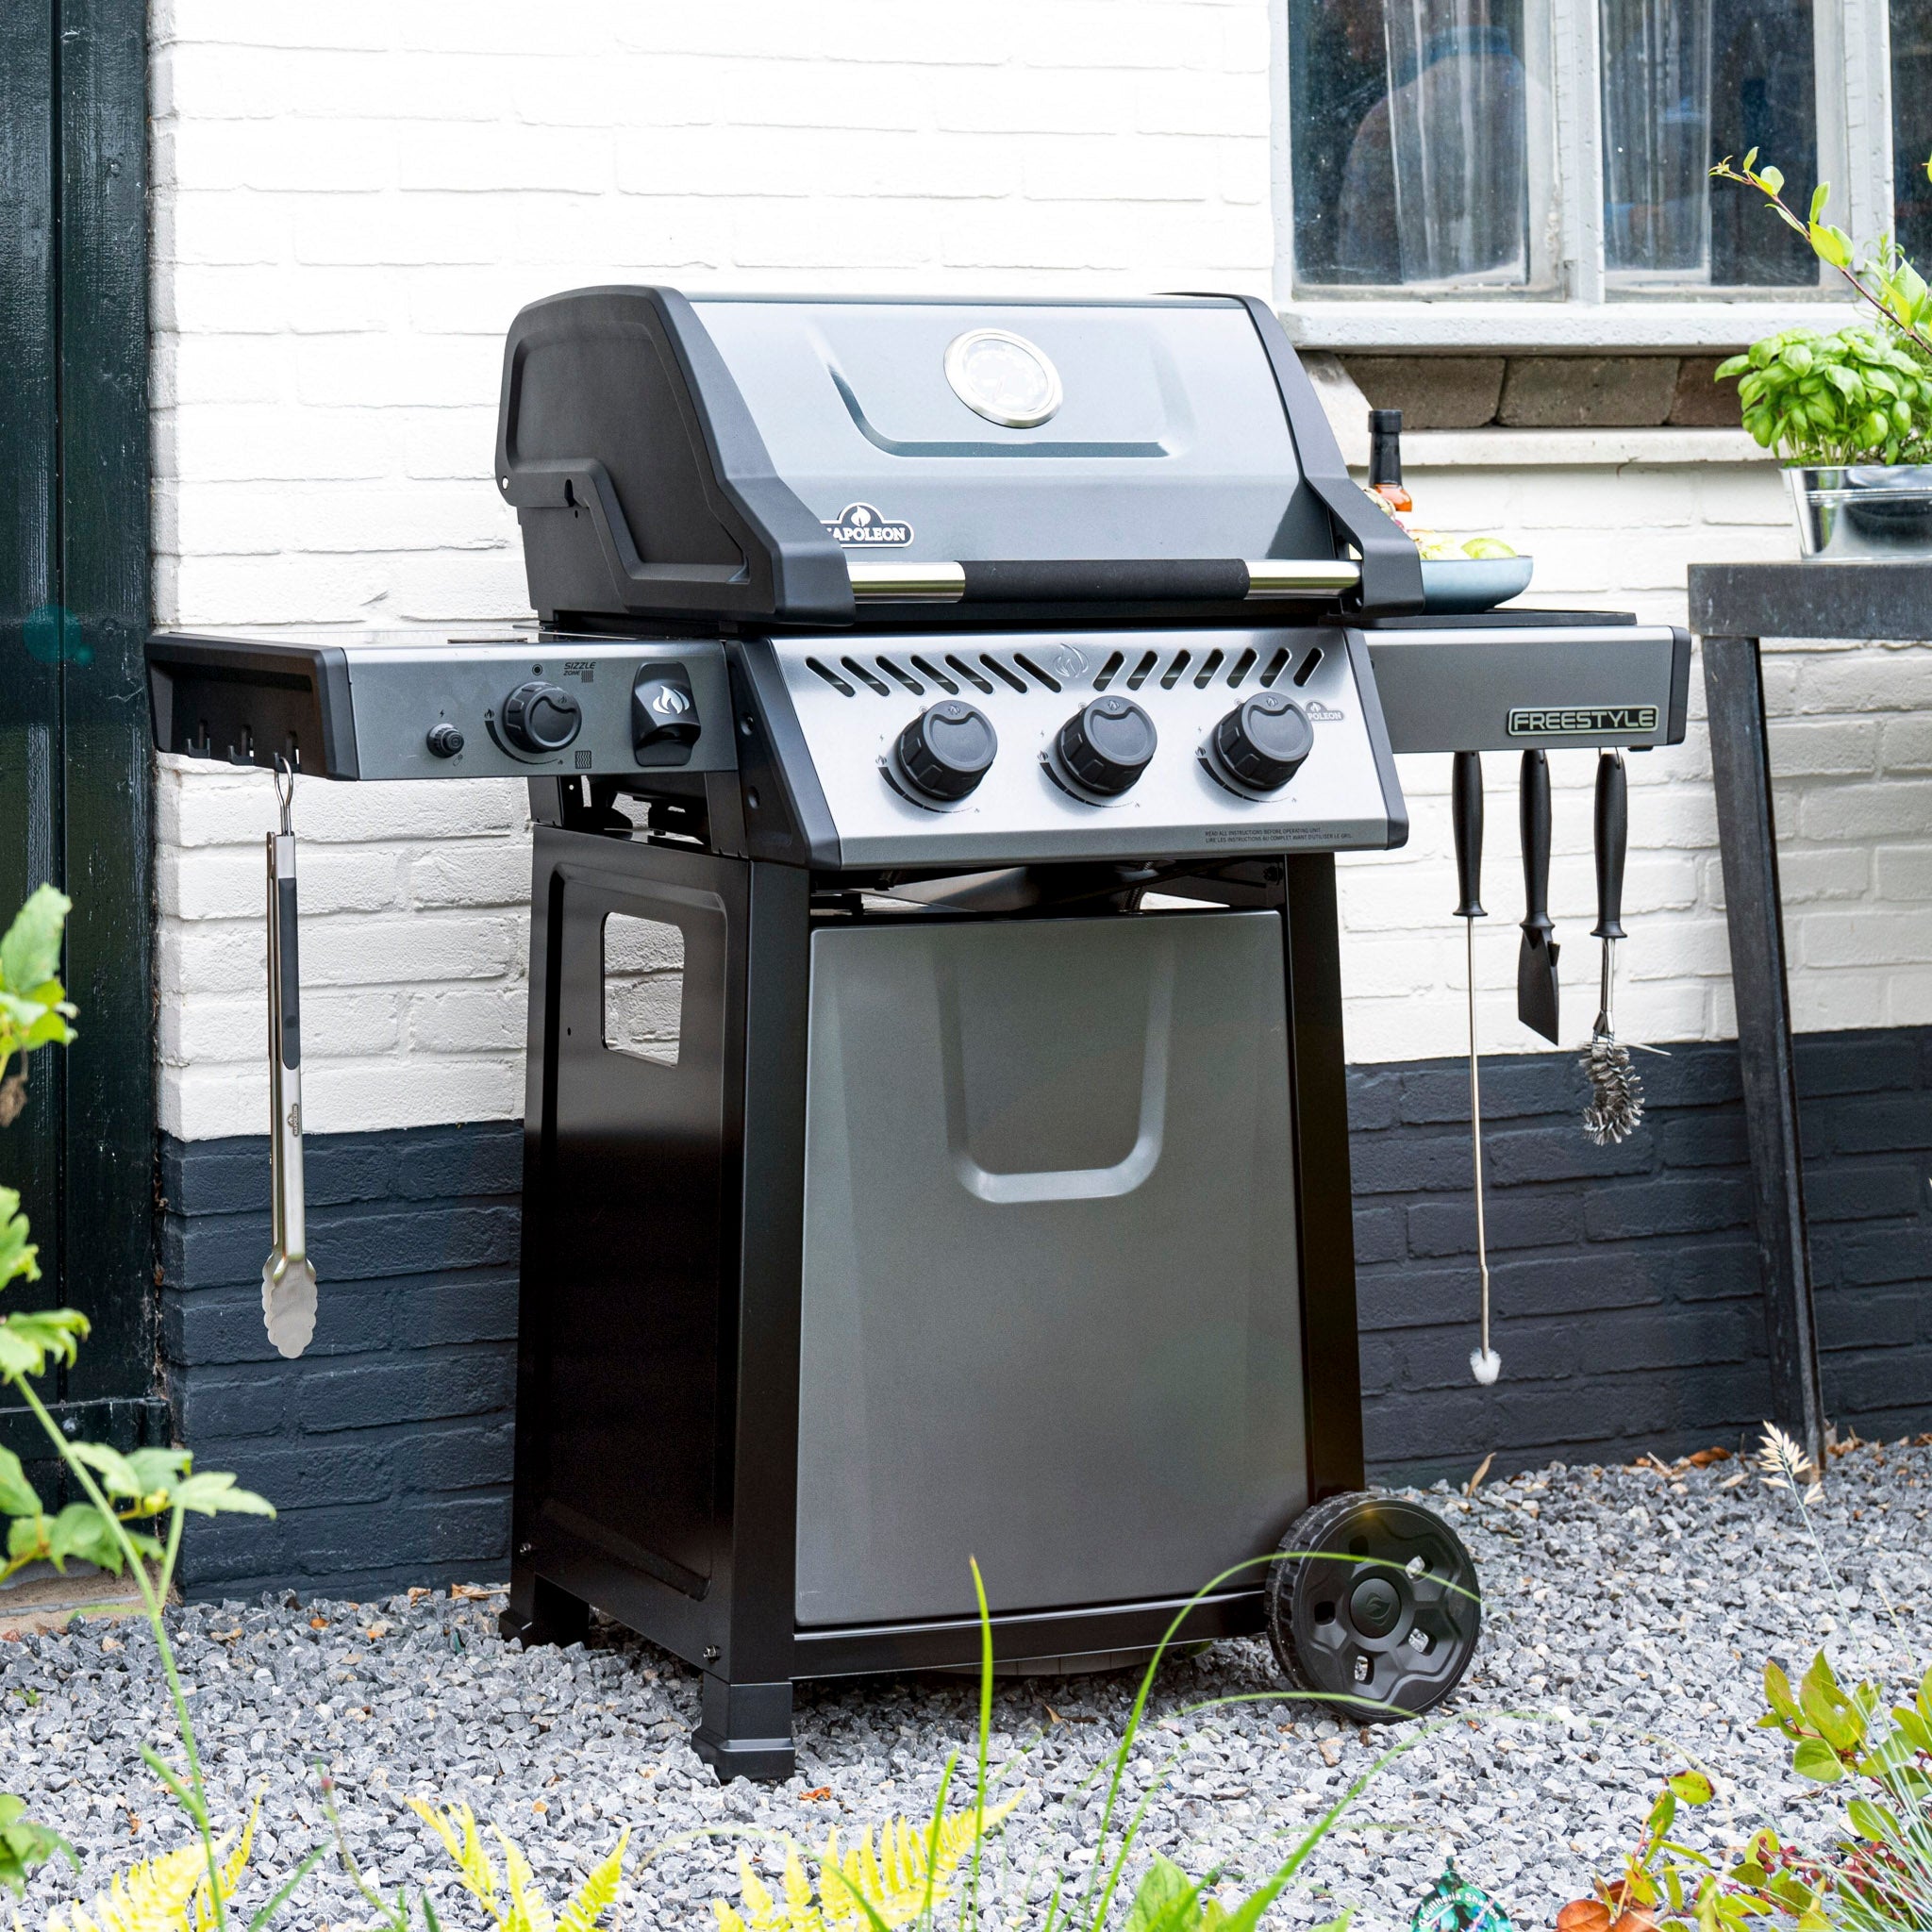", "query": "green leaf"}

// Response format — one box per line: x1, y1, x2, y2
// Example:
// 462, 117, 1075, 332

0, 887, 69, 999
0, 1447, 39, 1518
1809, 223, 1854, 269
169, 1471, 275, 1518
125, 1447, 193, 1494
1846, 1796, 1893, 1840
1810, 182, 1830, 225
1759, 165, 1785, 195
0, 1195, 40, 1295
1791, 1737, 1844, 1782
1126, 1857, 1199, 1932
1894, 1704, 1932, 1754
1669, 1770, 1715, 1805
6, 1517, 46, 1563
69, 1441, 142, 1500
1714, 353, 1752, 378
44, 1501, 124, 1574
